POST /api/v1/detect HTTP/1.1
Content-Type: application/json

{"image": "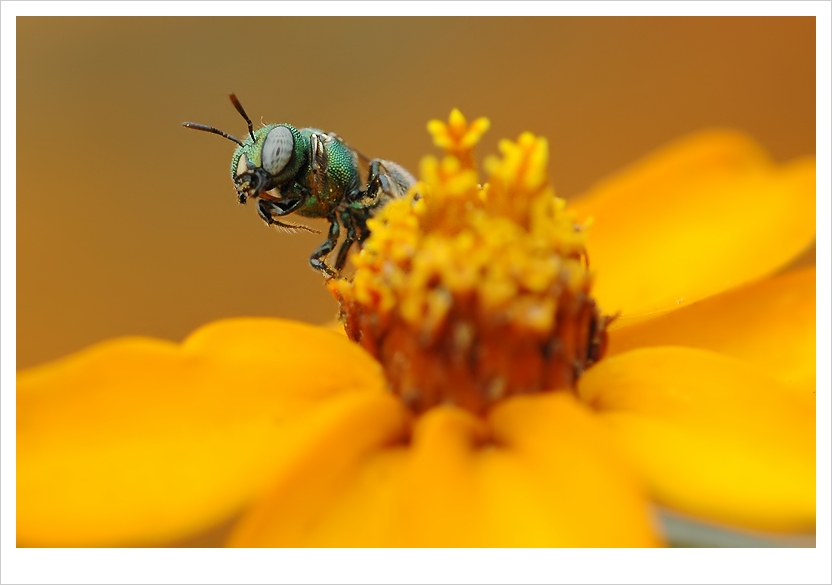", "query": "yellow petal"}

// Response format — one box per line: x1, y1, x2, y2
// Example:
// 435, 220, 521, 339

227, 391, 411, 547
568, 130, 815, 323
481, 394, 661, 546
607, 268, 815, 393
578, 347, 815, 533
17, 318, 386, 547
231, 394, 661, 547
